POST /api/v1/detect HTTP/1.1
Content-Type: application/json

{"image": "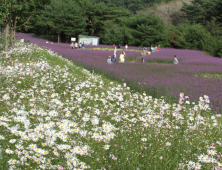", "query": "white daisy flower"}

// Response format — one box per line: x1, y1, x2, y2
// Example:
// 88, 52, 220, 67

9, 139, 16, 143
141, 138, 147, 142
104, 145, 110, 150
166, 142, 171, 146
